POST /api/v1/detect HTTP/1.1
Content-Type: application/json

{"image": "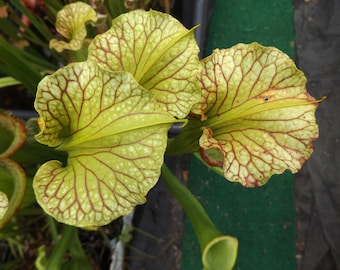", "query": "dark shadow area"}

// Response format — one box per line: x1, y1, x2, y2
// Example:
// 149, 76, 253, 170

294, 1, 340, 269
125, 156, 189, 270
